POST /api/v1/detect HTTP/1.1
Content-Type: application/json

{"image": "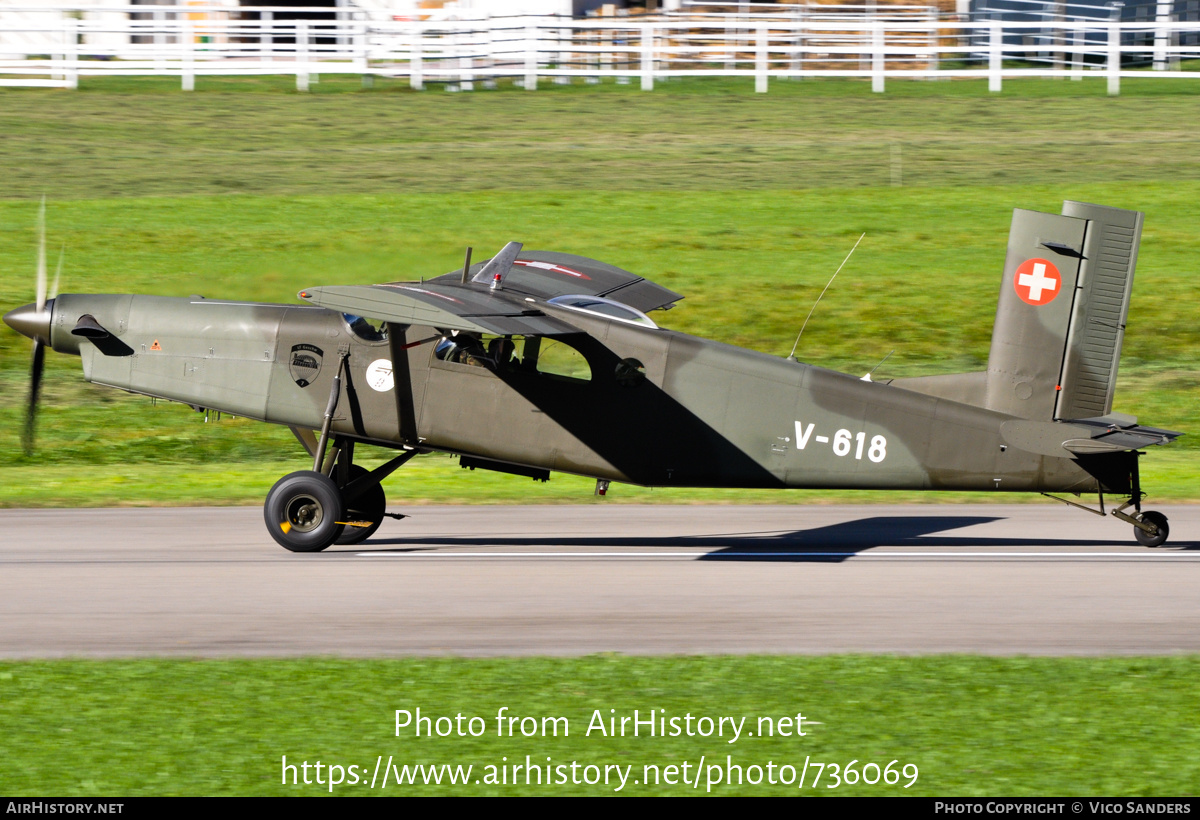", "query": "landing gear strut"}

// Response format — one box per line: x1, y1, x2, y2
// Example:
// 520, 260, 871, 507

1049, 451, 1170, 547
1109, 453, 1169, 547
264, 440, 417, 552
265, 351, 418, 552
